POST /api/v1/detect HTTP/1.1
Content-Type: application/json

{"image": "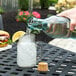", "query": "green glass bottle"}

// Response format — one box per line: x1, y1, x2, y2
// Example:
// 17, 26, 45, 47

27, 16, 76, 38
